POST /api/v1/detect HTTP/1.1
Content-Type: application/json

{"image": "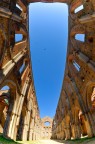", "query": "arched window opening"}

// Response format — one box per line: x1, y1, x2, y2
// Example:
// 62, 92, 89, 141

91, 87, 95, 108
75, 5, 83, 13
19, 63, 25, 74
75, 34, 85, 42
73, 60, 80, 71
16, 4, 23, 11
15, 4, 22, 16
15, 34, 23, 42
0, 86, 10, 133
44, 121, 50, 127
1, 86, 10, 91
0, 86, 10, 105
4, 99, 9, 105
